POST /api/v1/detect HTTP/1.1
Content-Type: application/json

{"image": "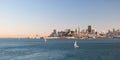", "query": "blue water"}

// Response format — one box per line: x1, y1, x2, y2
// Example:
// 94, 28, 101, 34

0, 38, 120, 60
